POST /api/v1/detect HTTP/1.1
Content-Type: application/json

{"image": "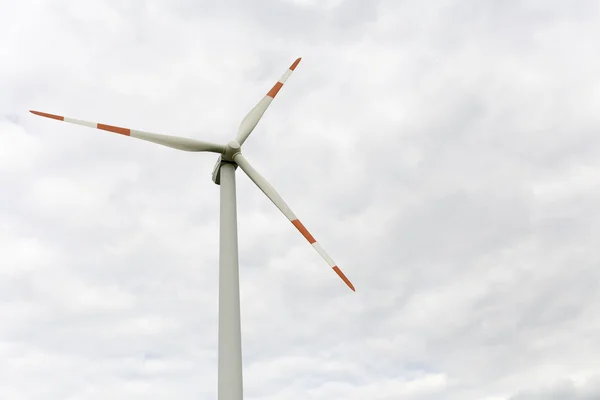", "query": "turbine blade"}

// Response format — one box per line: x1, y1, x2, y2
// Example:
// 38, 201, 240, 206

235, 57, 301, 146
234, 153, 355, 291
29, 110, 225, 153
